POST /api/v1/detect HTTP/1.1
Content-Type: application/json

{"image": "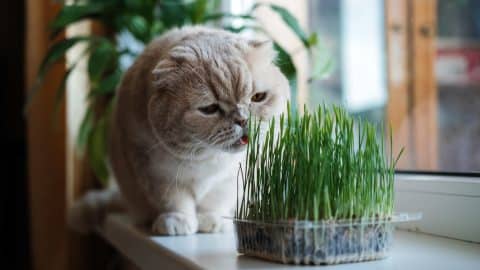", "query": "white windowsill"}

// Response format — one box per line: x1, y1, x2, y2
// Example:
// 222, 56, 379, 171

99, 214, 480, 270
